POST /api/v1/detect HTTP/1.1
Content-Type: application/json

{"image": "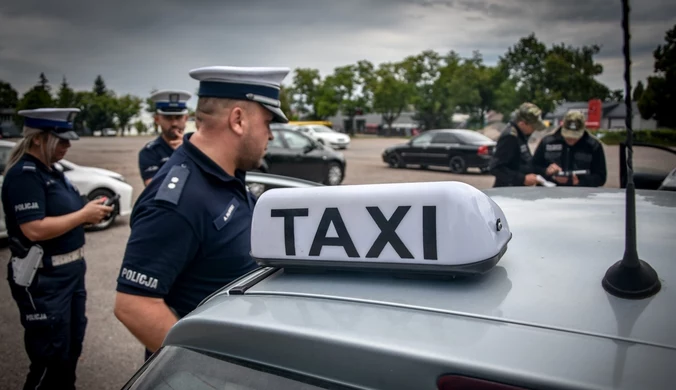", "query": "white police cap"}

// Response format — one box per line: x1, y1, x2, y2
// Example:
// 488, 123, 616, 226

150, 90, 192, 116
18, 108, 81, 140
189, 66, 290, 123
